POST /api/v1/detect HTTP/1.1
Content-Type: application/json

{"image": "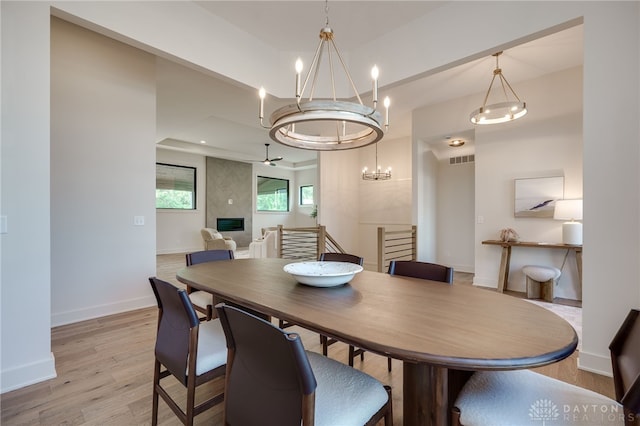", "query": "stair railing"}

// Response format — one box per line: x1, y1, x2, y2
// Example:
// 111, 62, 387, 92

377, 225, 417, 272
277, 225, 347, 261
